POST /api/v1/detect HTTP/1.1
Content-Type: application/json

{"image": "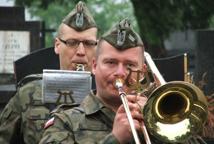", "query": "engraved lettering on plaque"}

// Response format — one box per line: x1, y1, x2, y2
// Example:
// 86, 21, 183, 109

0, 31, 30, 73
